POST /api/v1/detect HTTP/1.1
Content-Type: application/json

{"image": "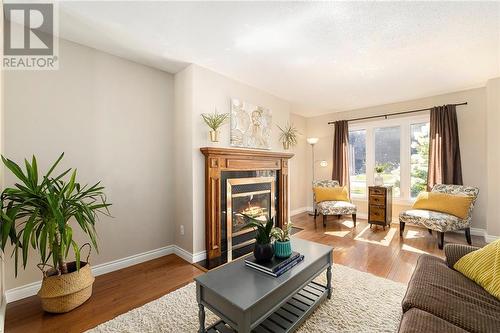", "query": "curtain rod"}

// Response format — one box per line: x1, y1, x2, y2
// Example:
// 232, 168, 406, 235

327, 102, 468, 124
